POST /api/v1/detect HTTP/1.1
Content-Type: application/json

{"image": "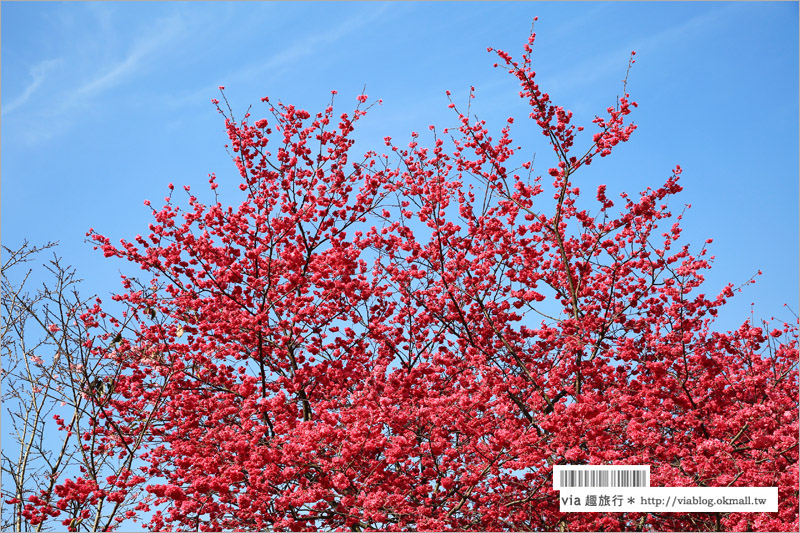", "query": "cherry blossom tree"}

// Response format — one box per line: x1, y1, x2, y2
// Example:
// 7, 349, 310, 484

20, 24, 798, 531
1, 242, 159, 531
